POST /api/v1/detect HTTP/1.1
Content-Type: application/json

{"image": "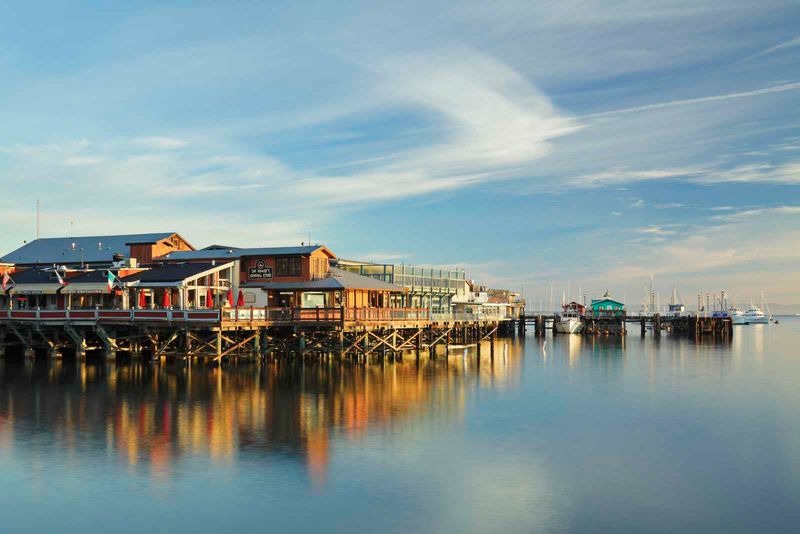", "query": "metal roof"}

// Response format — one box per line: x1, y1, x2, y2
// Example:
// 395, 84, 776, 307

242, 267, 405, 292
0, 233, 178, 265
158, 245, 334, 261
3, 268, 58, 284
